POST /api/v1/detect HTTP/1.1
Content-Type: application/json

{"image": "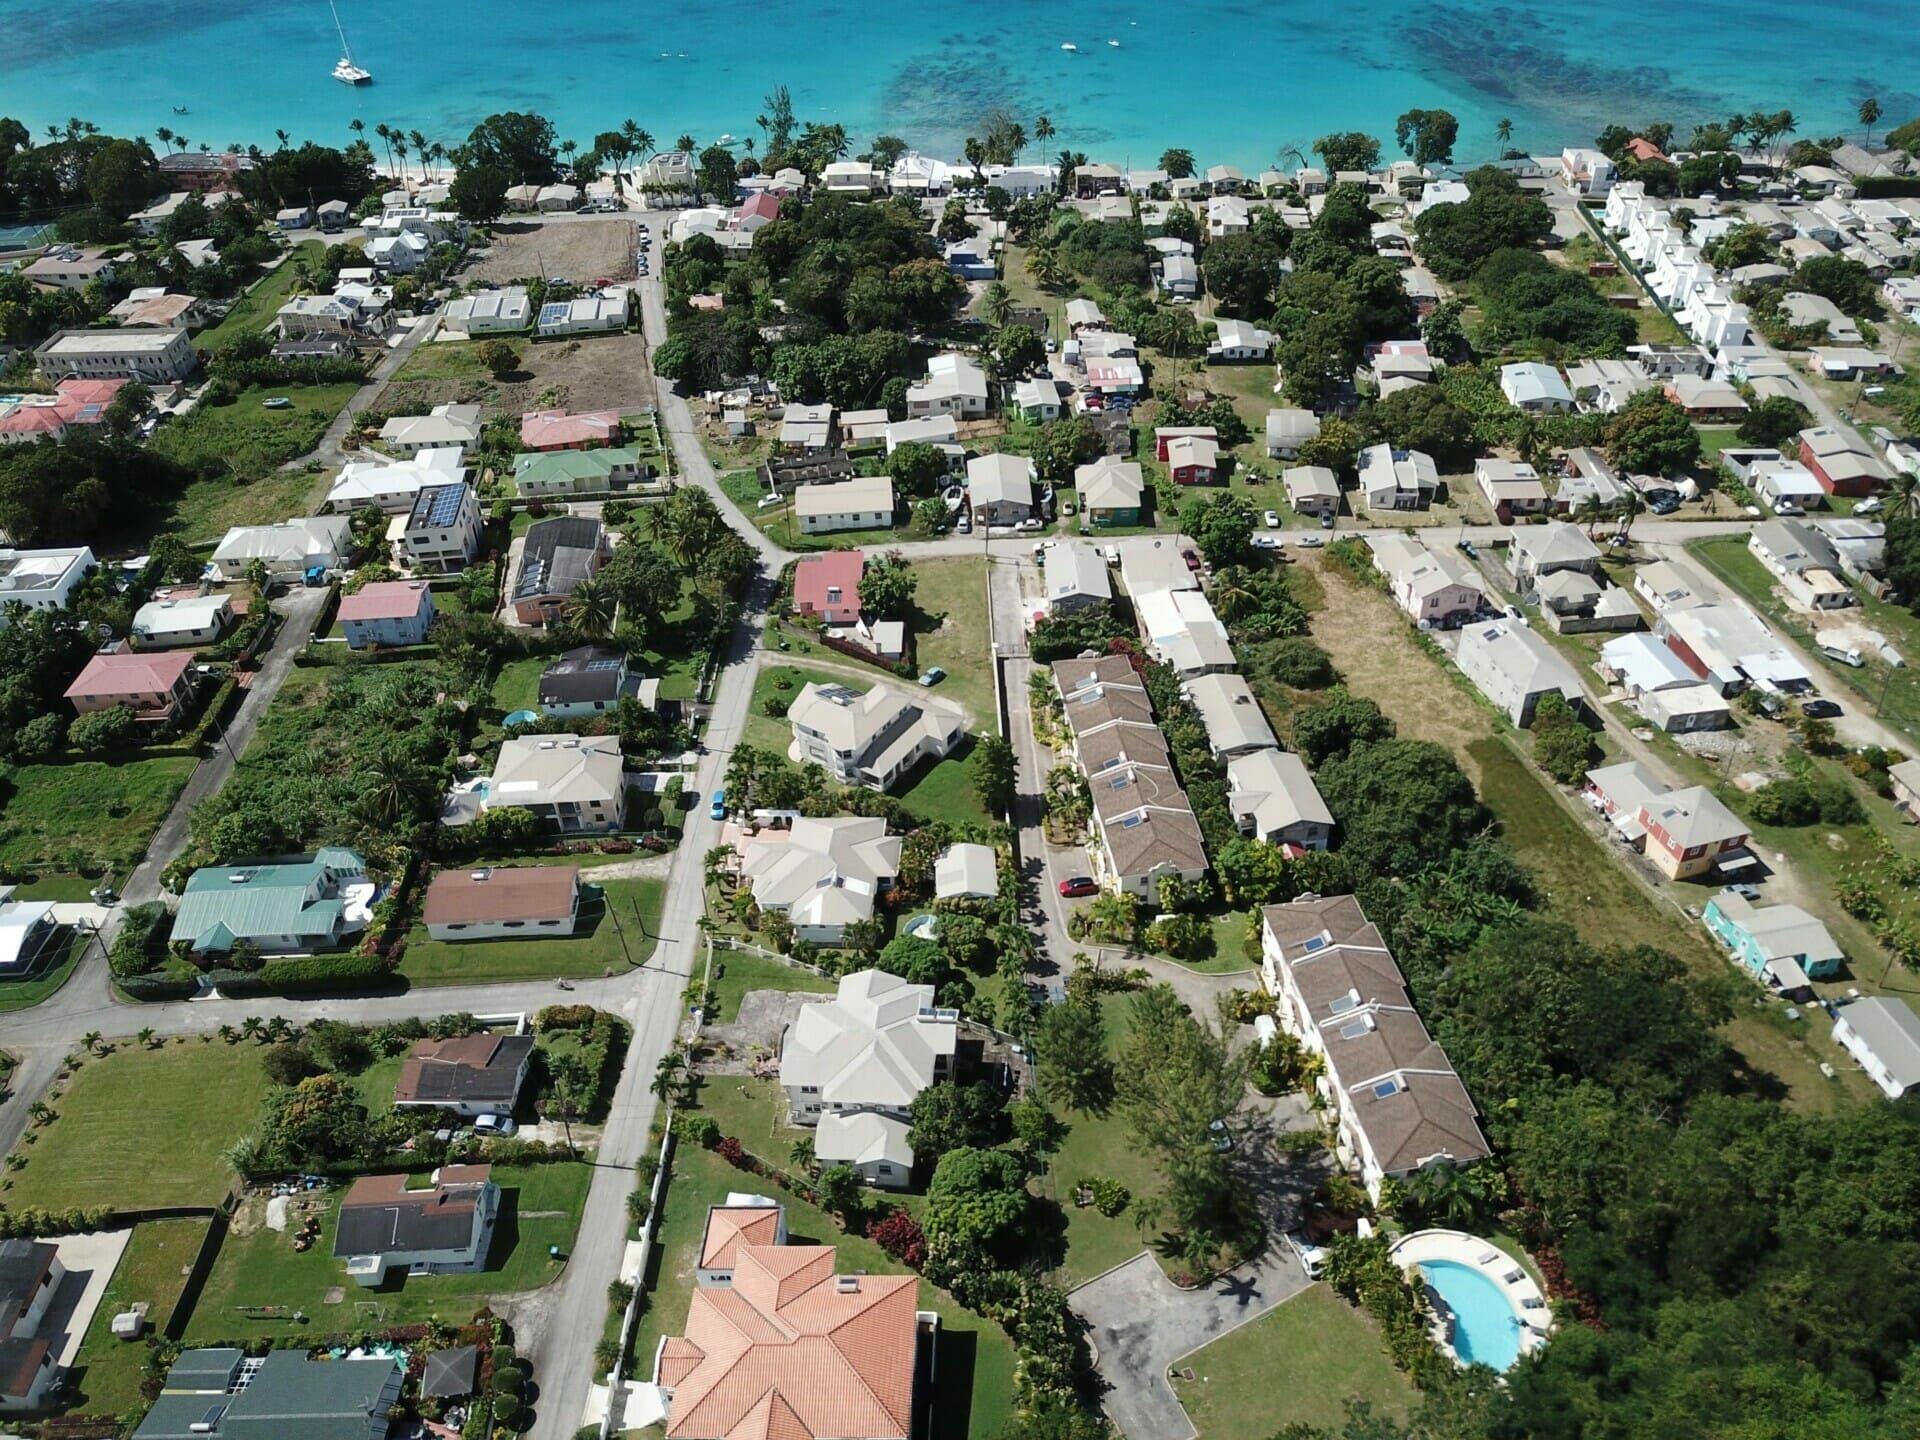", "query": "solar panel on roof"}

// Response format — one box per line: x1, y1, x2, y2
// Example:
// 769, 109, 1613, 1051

417, 484, 466, 526
586, 657, 620, 671
1372, 1078, 1402, 1099
539, 302, 570, 322
819, 684, 862, 704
